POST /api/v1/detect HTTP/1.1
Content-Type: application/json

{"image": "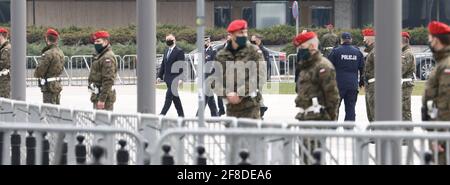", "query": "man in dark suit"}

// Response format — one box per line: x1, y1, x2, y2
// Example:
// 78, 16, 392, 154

157, 34, 185, 117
